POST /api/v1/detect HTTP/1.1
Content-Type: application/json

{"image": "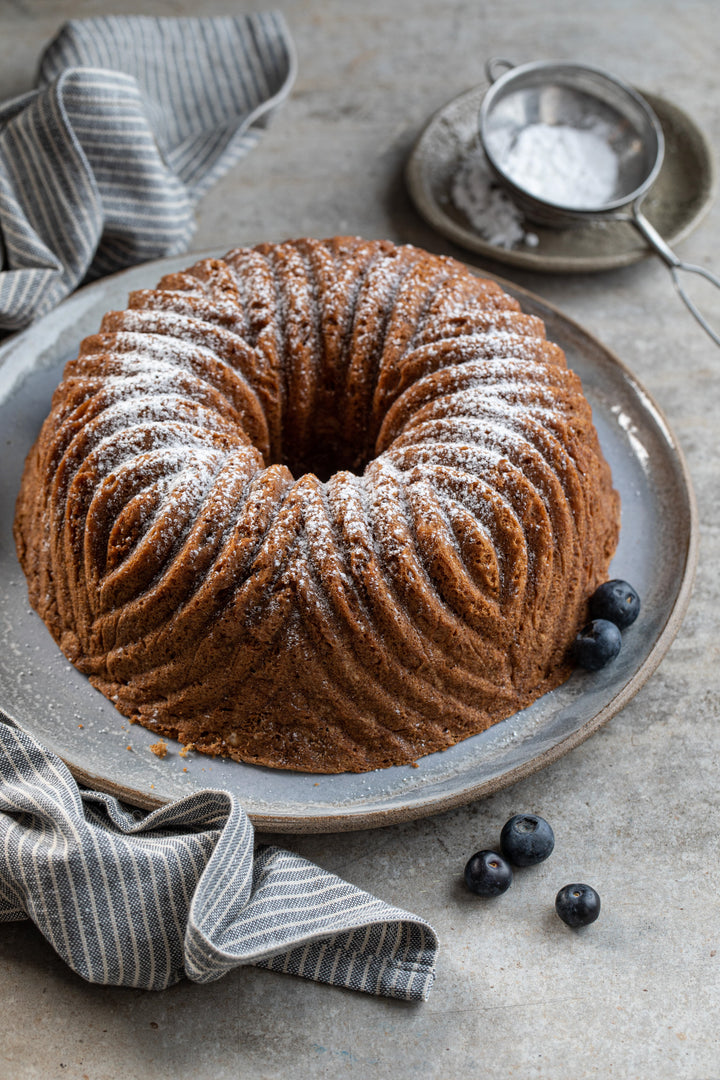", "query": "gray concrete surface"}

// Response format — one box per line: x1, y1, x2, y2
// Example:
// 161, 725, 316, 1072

1, 1, 719, 1077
